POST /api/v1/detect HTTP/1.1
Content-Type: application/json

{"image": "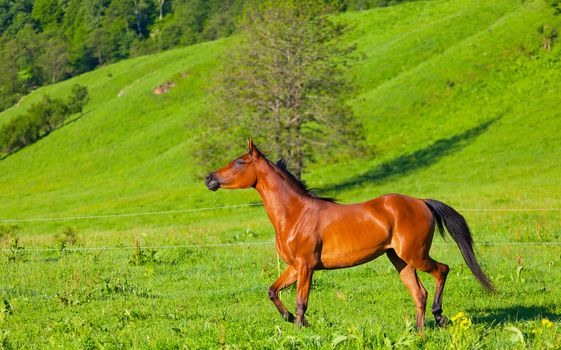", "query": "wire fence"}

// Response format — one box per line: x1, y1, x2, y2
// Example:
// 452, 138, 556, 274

0, 241, 275, 253
2, 239, 561, 254
0, 202, 263, 223
1, 202, 560, 253
1, 203, 560, 223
